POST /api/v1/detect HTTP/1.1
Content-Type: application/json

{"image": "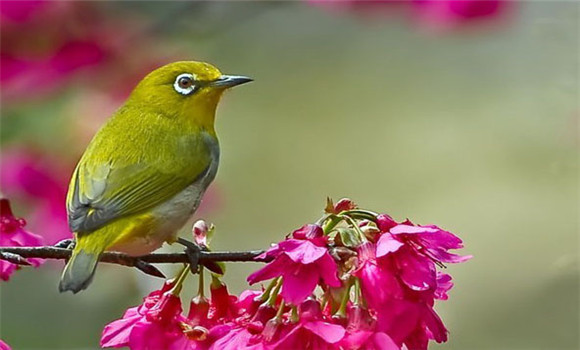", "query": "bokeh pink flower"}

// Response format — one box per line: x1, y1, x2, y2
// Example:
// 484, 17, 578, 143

0, 149, 72, 244
0, 198, 44, 281
308, 0, 511, 32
